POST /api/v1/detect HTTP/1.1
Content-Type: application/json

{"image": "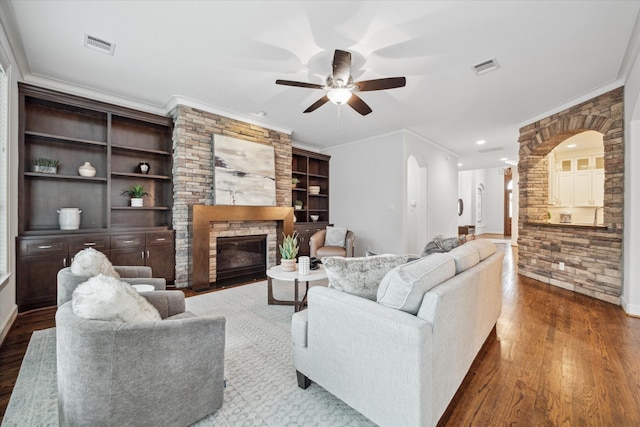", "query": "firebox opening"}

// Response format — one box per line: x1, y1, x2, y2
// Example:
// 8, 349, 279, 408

214, 234, 267, 288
